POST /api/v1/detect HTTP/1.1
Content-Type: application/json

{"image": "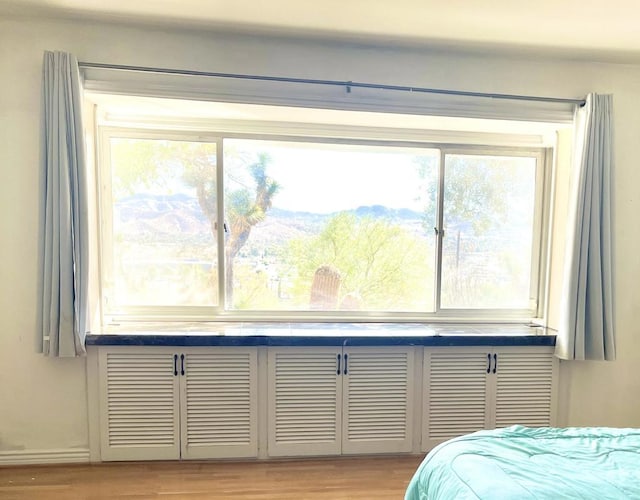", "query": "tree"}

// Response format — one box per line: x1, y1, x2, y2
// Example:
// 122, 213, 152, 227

416, 155, 529, 238
416, 154, 536, 307
287, 212, 432, 310
110, 139, 279, 306
223, 153, 279, 304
